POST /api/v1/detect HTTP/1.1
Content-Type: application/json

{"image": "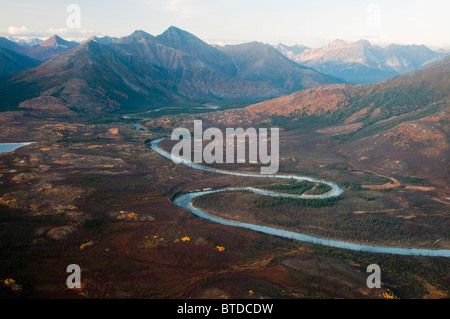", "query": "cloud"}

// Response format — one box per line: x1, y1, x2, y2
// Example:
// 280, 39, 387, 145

165, 0, 186, 12
45, 27, 96, 42
8, 25, 33, 35
145, 0, 194, 17
47, 27, 69, 35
